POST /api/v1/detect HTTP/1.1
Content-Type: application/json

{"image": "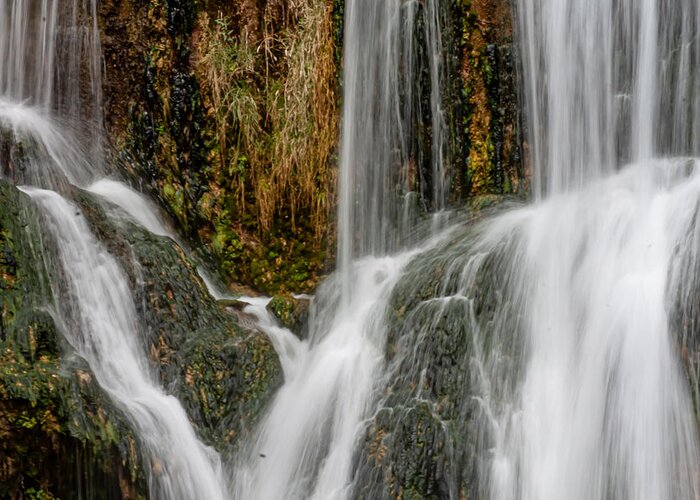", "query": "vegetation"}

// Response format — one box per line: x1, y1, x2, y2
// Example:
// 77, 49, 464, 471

0, 182, 282, 497
107, 0, 339, 294
0, 183, 144, 499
